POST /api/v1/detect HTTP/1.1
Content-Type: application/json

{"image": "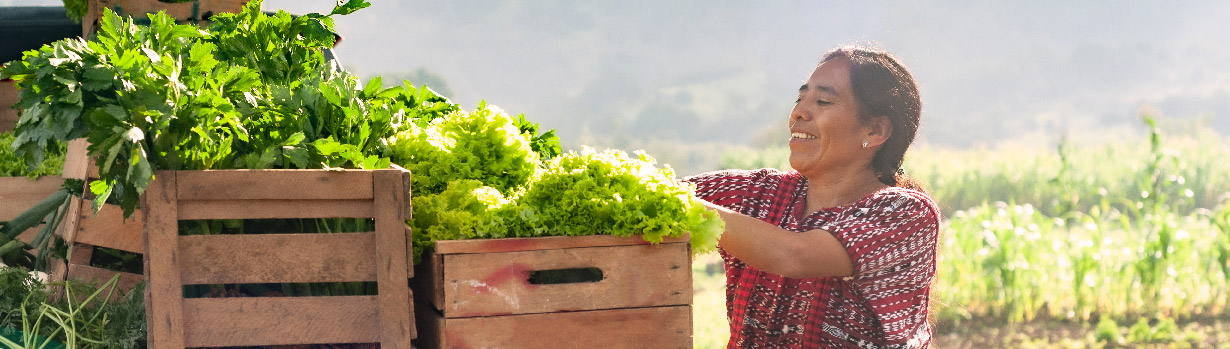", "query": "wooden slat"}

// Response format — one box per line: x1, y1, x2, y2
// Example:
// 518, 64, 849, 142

74, 202, 143, 253
176, 199, 373, 220
183, 296, 380, 347
143, 170, 184, 349
0, 175, 64, 220
53, 193, 83, 243
418, 306, 693, 349
64, 264, 144, 300
434, 234, 690, 255
435, 243, 691, 317
67, 243, 93, 265
374, 169, 414, 346
92, 0, 247, 20
178, 233, 377, 284
0, 80, 16, 133
405, 225, 415, 279
84, 0, 249, 36
61, 139, 90, 180
175, 169, 374, 201
412, 253, 445, 315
